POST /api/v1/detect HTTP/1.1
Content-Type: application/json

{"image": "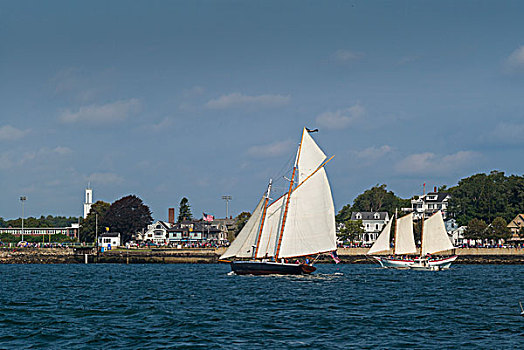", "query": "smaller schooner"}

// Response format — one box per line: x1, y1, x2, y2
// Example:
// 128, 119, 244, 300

219, 128, 337, 275
368, 210, 457, 270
